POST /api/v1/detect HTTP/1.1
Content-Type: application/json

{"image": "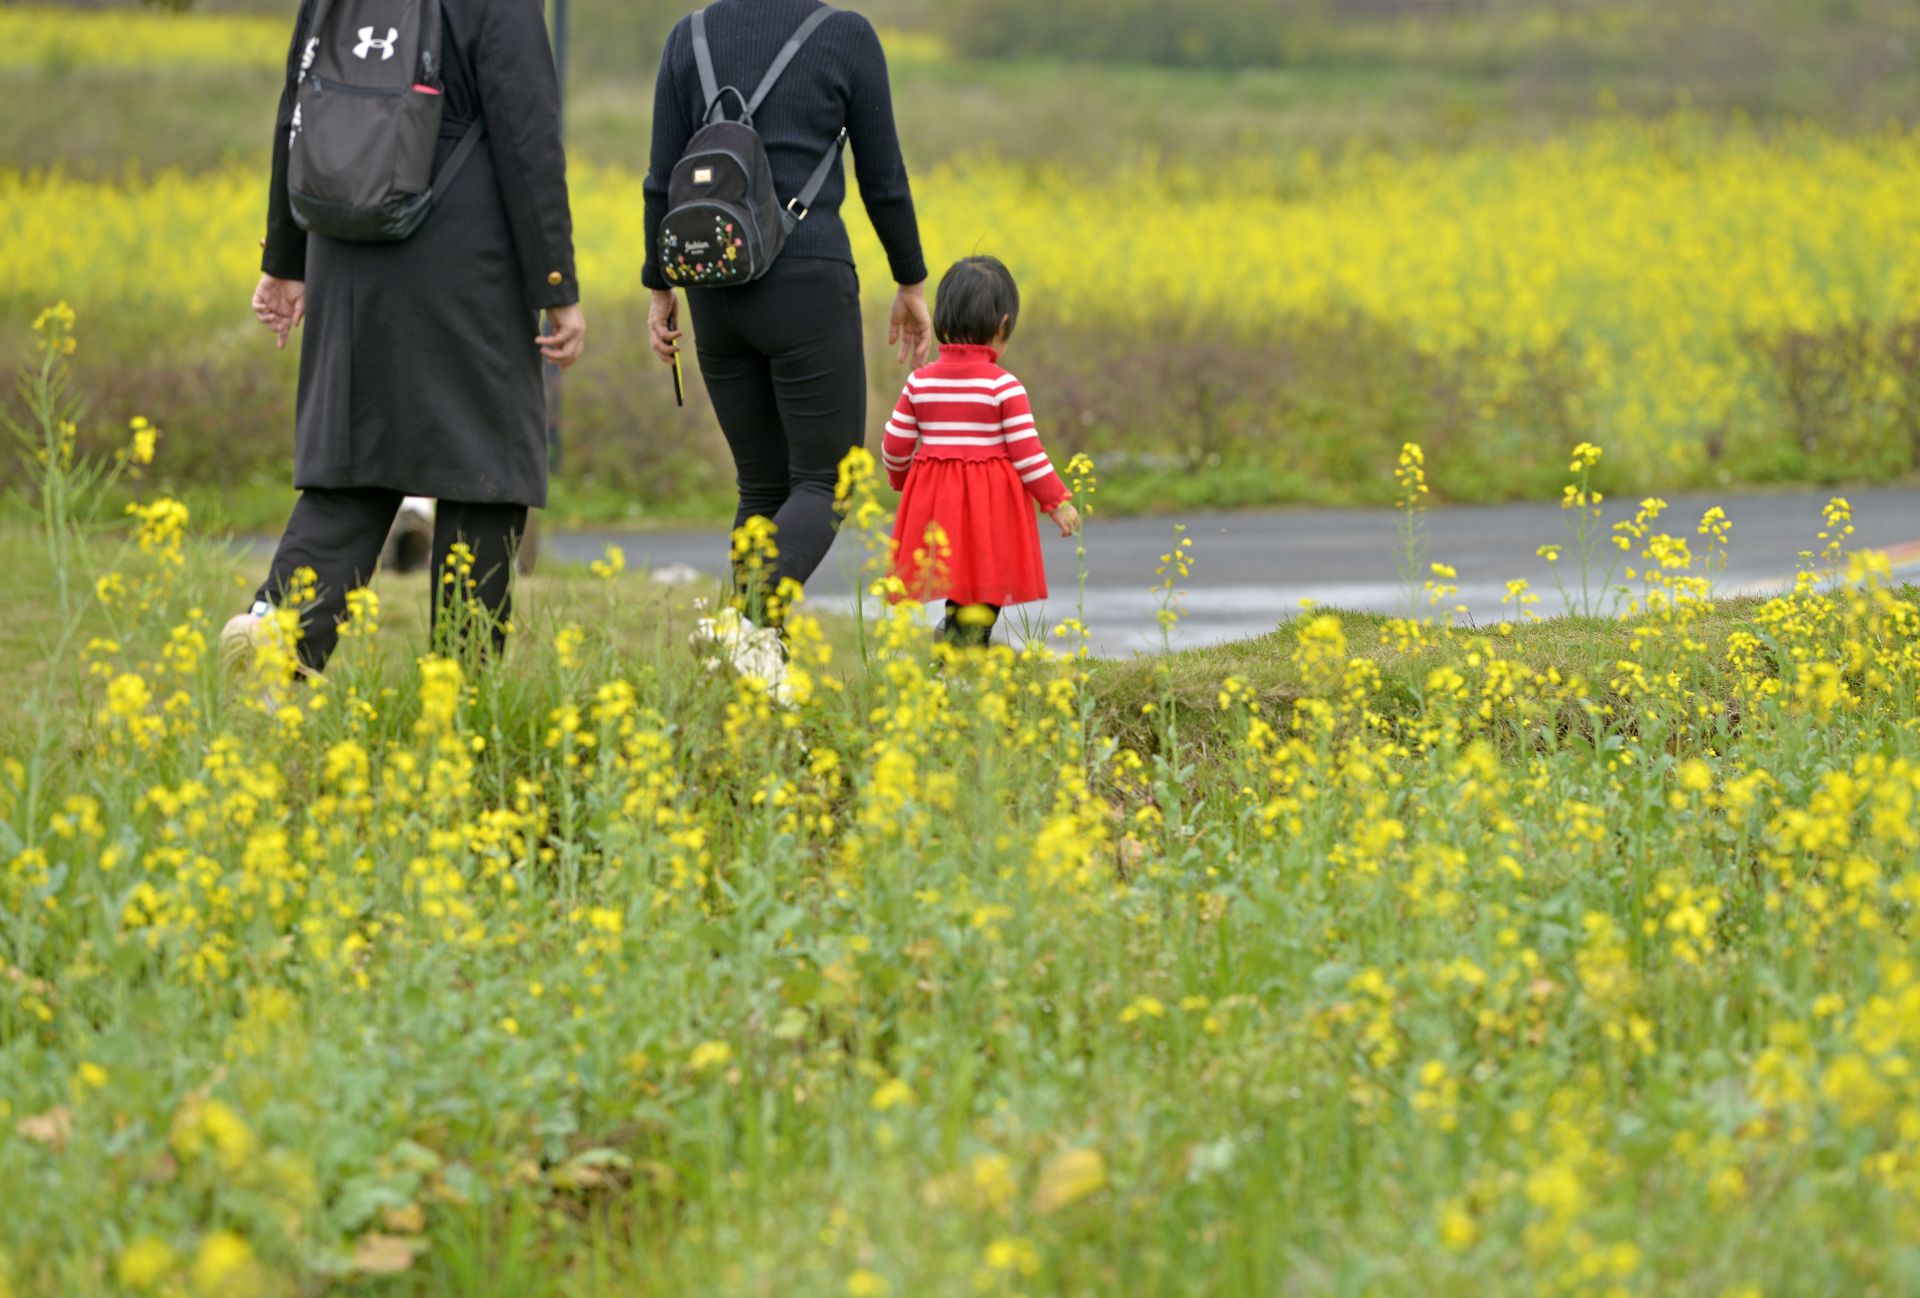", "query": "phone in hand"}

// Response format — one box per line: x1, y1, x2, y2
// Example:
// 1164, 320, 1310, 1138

669, 303, 685, 407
